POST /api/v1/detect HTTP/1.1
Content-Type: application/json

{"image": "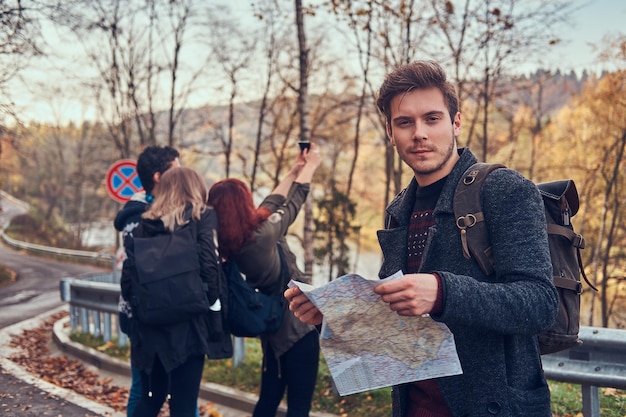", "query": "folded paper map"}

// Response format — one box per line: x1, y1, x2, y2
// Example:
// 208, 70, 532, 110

289, 272, 462, 396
